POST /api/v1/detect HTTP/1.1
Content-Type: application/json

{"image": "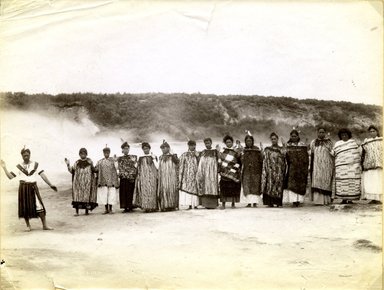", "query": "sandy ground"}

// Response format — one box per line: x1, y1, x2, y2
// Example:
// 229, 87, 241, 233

0, 182, 382, 290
